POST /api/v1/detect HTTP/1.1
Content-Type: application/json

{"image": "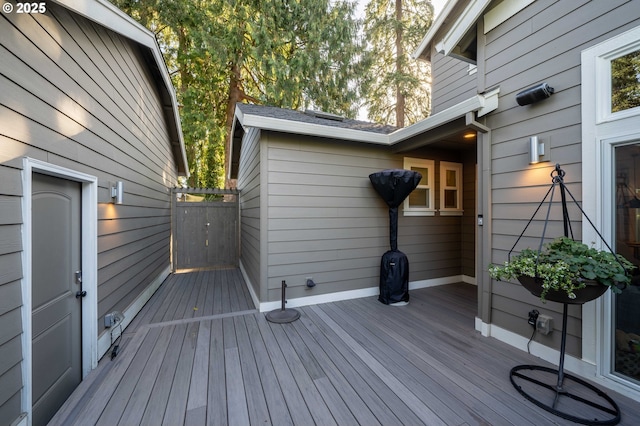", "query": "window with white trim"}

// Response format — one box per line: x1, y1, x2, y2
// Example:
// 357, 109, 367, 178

581, 24, 640, 386
440, 161, 463, 215
403, 157, 435, 216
